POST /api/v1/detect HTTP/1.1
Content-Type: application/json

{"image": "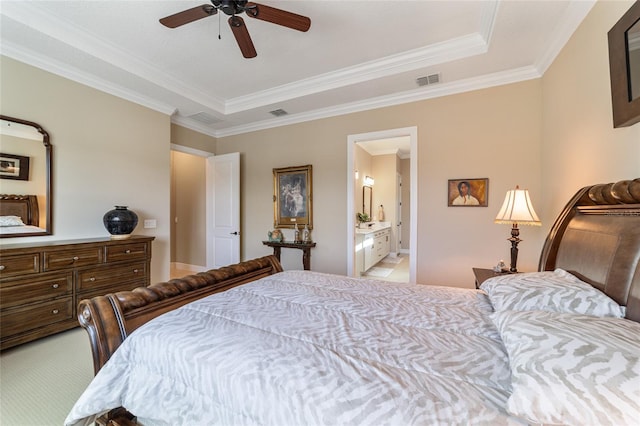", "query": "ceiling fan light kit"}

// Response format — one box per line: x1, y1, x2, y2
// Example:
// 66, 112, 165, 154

160, 0, 311, 58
